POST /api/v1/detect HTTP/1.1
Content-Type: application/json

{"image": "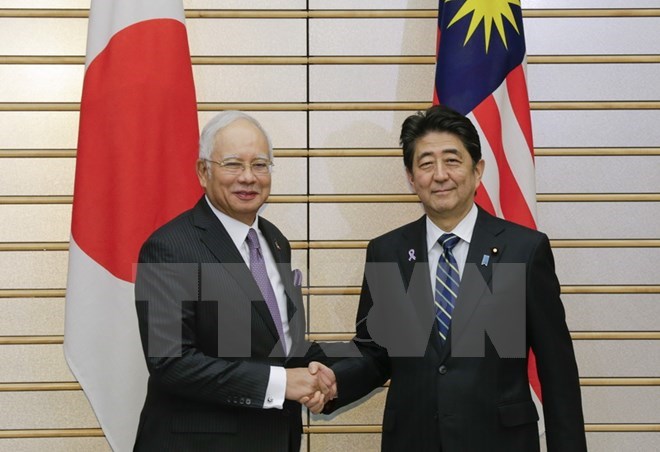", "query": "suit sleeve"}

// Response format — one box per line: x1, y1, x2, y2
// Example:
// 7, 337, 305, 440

527, 234, 587, 451
326, 240, 391, 411
135, 235, 271, 409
